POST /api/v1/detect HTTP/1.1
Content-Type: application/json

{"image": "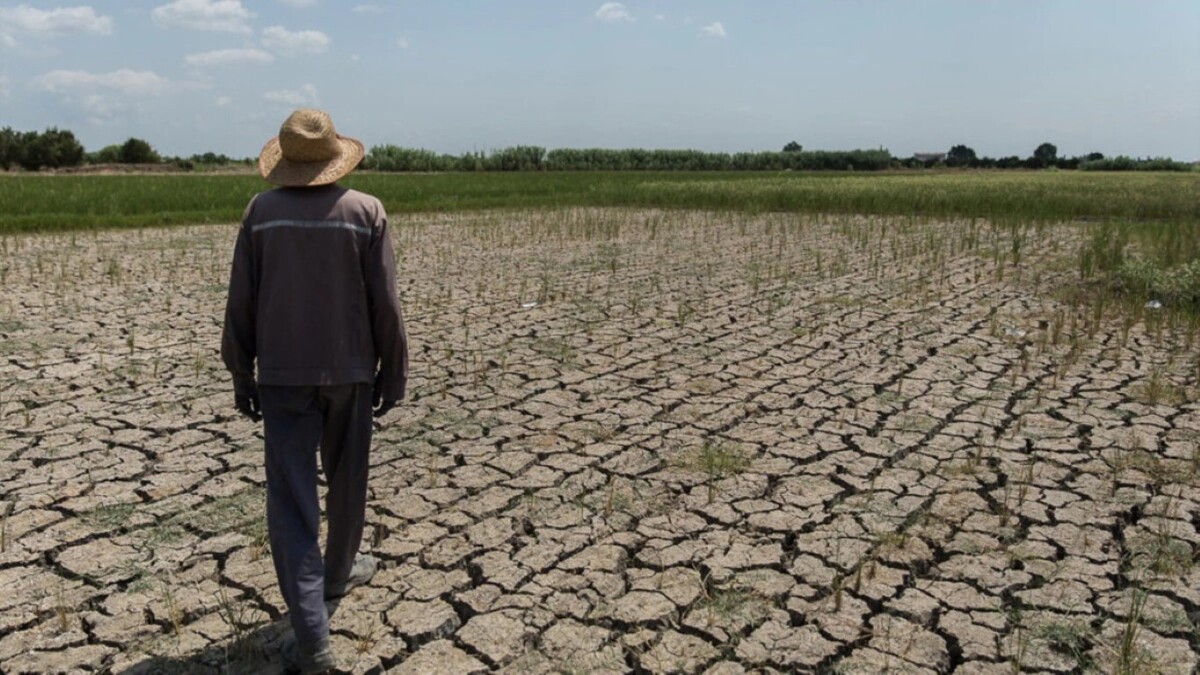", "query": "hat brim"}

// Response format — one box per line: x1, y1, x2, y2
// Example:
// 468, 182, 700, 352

257, 135, 365, 187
